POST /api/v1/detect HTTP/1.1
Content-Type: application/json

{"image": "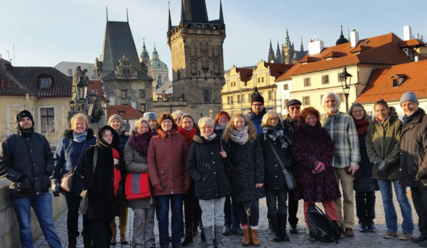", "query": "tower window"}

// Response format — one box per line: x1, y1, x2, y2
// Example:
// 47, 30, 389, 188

139, 89, 146, 98
203, 89, 211, 103
121, 90, 128, 99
